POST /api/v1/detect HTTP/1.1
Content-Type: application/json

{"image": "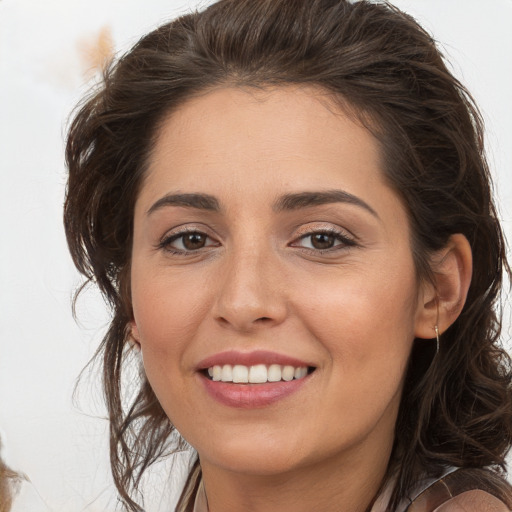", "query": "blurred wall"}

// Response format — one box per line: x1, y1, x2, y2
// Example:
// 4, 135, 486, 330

0, 1, 510, 510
